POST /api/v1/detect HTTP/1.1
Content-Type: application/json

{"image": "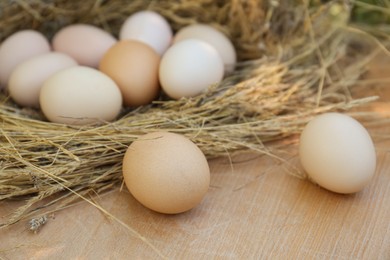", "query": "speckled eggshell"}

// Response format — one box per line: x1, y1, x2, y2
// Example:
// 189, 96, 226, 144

122, 131, 210, 214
